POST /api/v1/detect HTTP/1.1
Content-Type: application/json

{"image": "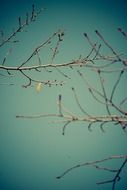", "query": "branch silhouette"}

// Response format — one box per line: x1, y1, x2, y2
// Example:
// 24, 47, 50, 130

56, 155, 127, 190
15, 27, 127, 190
0, 4, 44, 48
1, 5, 127, 190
